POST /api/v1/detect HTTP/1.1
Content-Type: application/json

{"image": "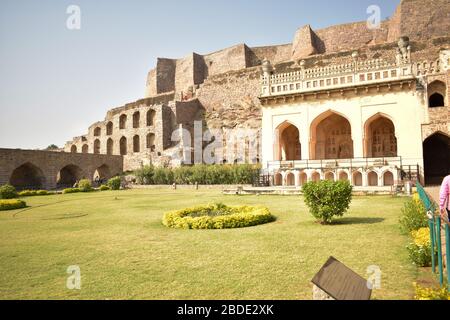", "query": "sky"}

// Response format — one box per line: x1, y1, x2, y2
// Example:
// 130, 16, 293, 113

0, 0, 400, 149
